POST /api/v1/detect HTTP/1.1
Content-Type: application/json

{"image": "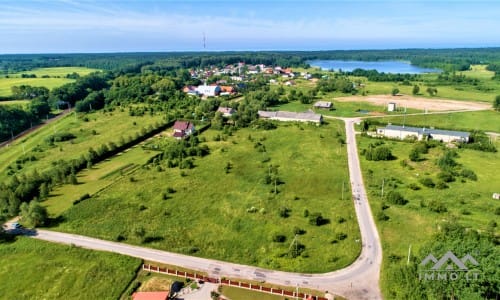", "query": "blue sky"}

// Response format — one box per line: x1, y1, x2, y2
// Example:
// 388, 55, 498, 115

0, 0, 499, 53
